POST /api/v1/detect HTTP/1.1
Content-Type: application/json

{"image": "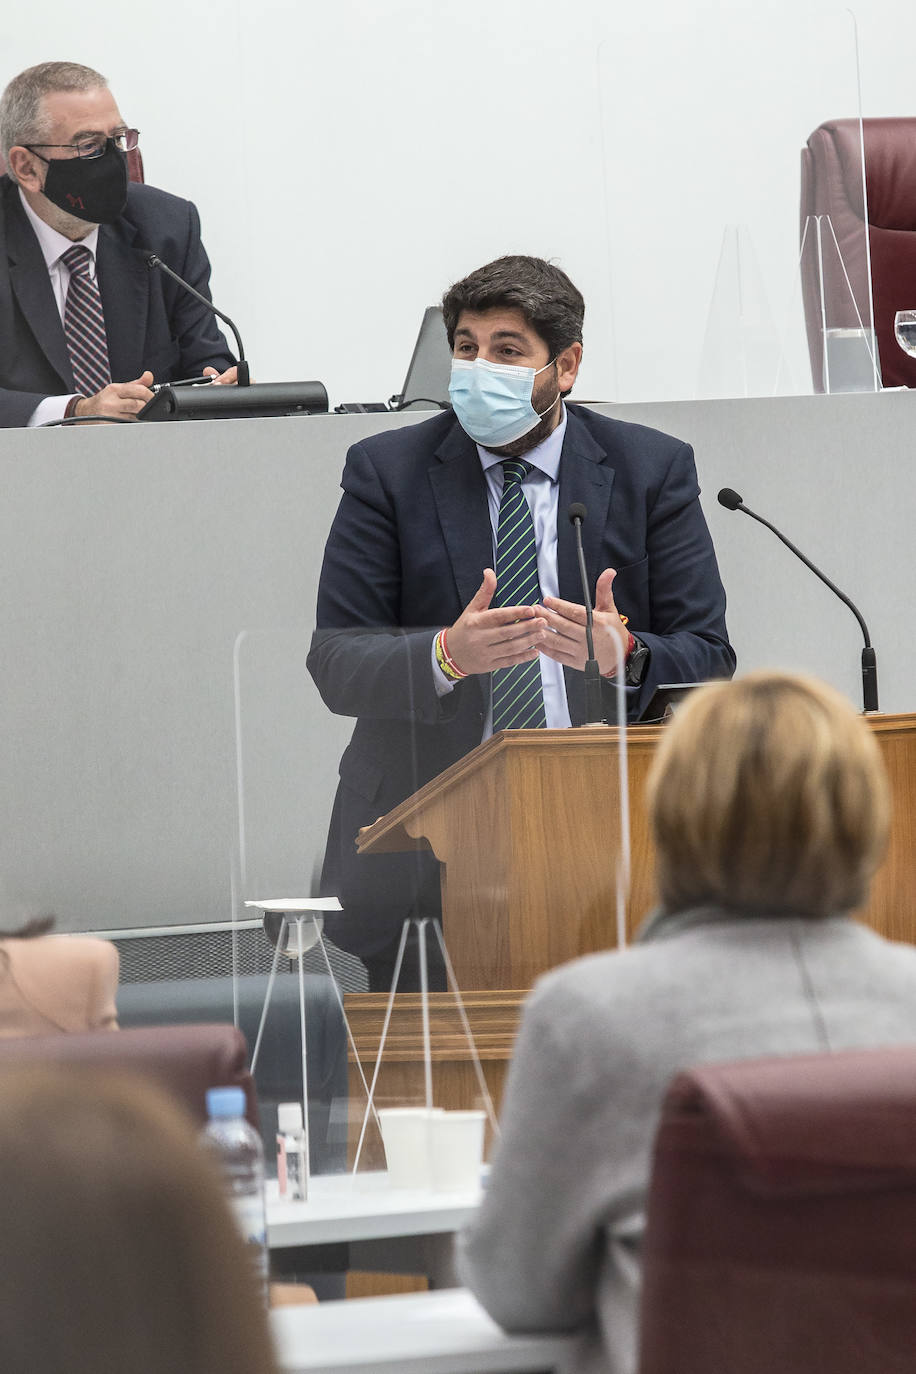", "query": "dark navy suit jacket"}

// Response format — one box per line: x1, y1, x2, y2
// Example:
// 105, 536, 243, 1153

0, 175, 234, 426
307, 404, 735, 962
